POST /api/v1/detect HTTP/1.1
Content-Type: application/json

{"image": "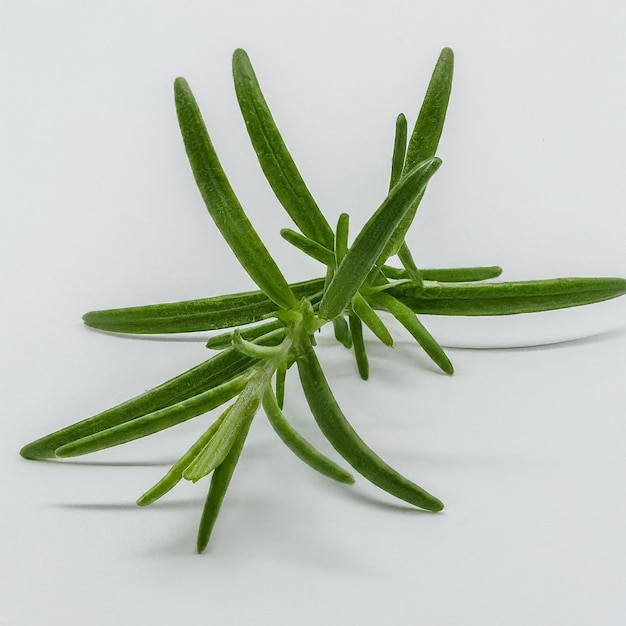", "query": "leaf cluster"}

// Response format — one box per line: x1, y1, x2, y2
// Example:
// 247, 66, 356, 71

21, 48, 626, 553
